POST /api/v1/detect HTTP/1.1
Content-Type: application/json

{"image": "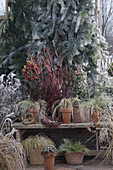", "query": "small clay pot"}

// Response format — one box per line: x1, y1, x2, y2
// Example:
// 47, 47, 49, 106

29, 107, 38, 123
64, 152, 84, 165
61, 108, 72, 124
43, 152, 56, 170
93, 110, 101, 124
